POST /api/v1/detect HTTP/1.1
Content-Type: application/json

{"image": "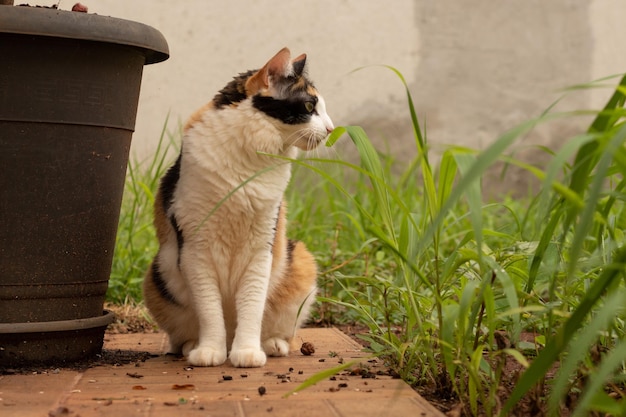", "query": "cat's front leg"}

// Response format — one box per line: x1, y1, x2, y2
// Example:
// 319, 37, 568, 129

229, 252, 272, 368
181, 250, 228, 367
